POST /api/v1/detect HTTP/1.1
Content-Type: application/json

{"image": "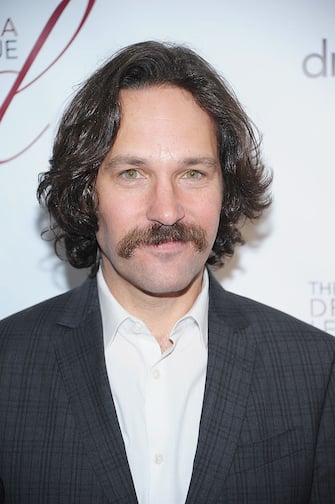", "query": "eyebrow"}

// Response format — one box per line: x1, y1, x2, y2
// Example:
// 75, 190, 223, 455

104, 156, 147, 170
104, 155, 220, 170
182, 157, 219, 169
